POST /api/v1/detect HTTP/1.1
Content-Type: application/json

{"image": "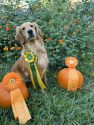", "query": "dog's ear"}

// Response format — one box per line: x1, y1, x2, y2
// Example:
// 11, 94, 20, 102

15, 26, 25, 45
33, 22, 43, 39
